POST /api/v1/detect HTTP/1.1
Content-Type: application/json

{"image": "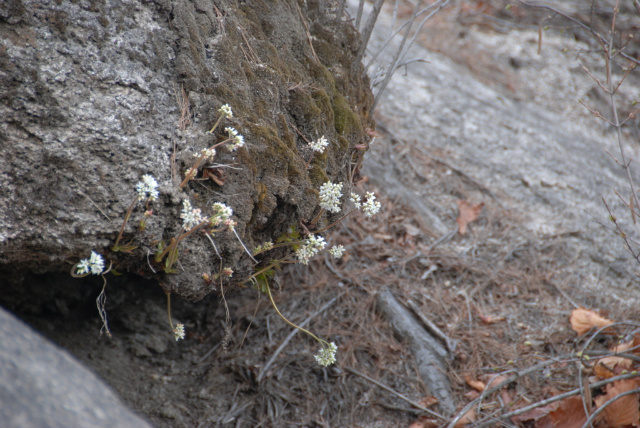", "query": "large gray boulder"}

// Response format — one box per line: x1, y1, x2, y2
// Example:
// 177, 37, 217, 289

0, 0, 373, 300
0, 305, 153, 428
